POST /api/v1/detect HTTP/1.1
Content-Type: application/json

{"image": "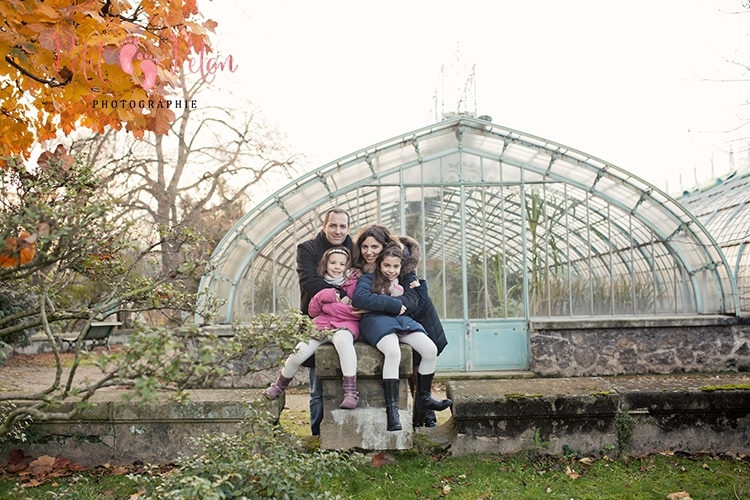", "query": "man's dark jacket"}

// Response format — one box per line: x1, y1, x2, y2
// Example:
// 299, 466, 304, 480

296, 231, 353, 367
